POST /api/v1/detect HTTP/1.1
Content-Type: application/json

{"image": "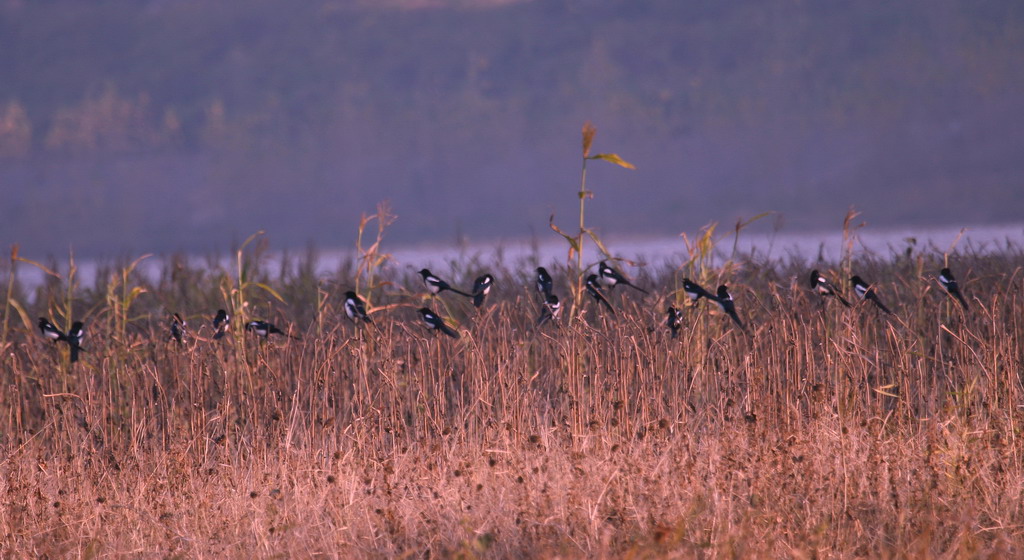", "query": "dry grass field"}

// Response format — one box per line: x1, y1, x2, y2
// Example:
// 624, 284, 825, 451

1, 235, 1022, 558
